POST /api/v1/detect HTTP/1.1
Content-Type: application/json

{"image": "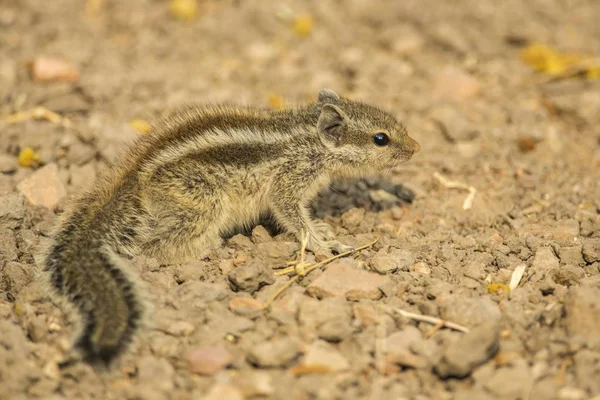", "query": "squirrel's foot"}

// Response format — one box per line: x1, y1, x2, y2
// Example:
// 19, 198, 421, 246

313, 220, 336, 240
326, 240, 354, 255
306, 236, 353, 255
